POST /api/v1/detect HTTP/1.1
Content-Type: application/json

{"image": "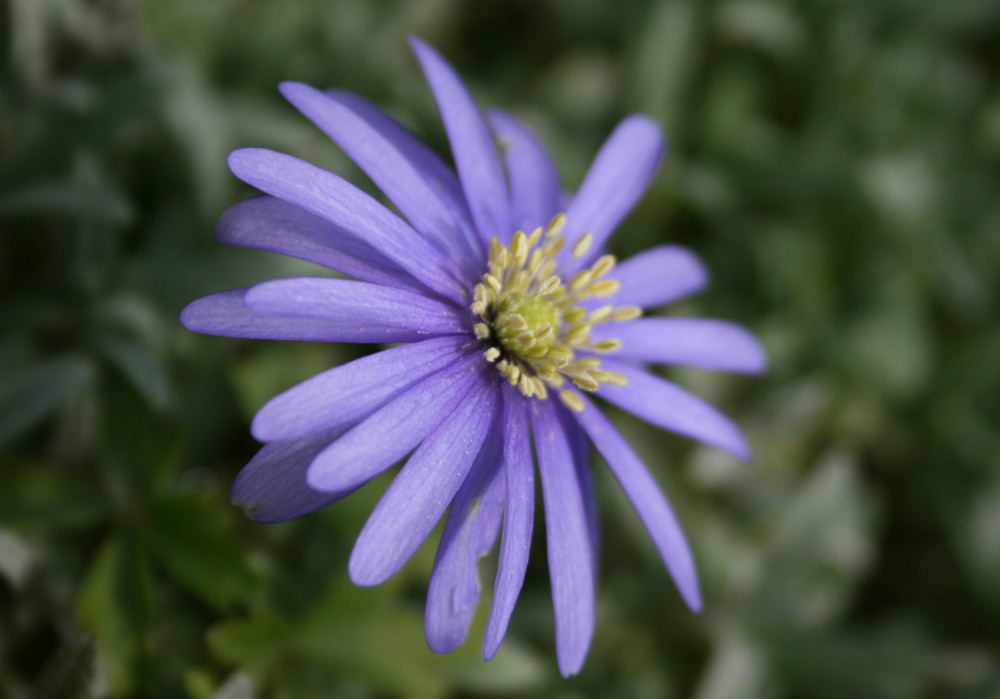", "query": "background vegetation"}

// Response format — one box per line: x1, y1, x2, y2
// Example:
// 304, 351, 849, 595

3, 0, 999, 696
